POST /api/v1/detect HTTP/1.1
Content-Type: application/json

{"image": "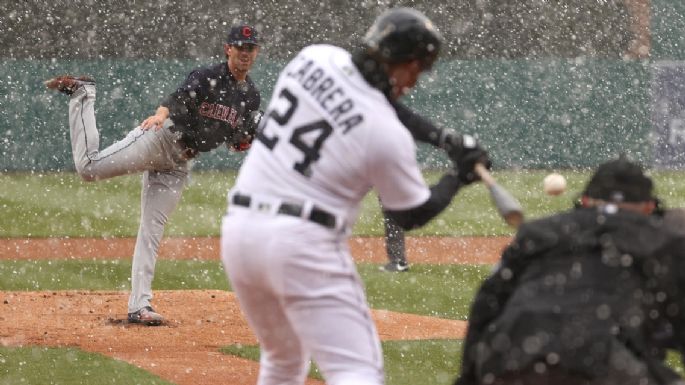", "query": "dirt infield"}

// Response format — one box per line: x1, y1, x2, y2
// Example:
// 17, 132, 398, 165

0, 236, 511, 385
